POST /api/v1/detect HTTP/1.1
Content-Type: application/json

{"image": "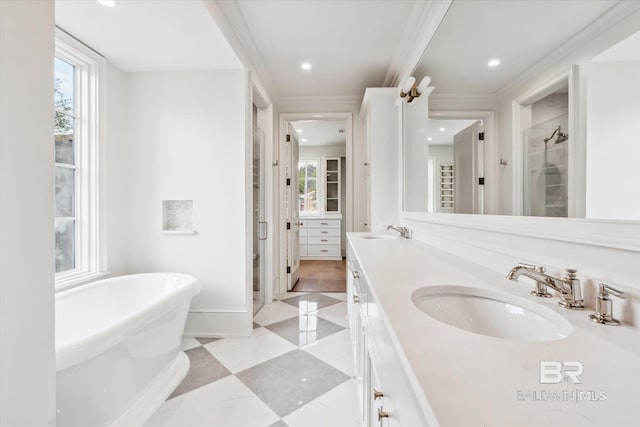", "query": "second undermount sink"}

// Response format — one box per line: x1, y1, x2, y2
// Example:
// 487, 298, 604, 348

412, 285, 572, 342
359, 233, 397, 240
